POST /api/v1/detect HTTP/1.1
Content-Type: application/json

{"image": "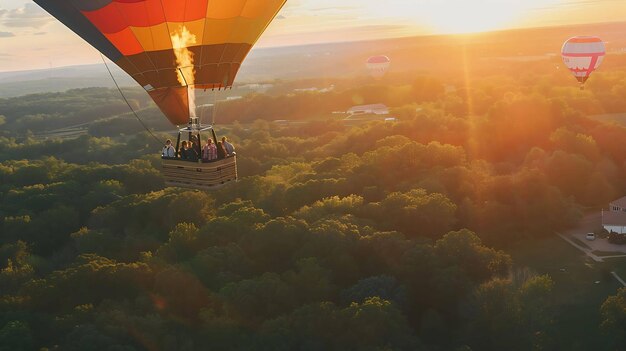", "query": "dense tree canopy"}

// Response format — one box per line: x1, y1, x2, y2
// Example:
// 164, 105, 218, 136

2, 61, 626, 350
